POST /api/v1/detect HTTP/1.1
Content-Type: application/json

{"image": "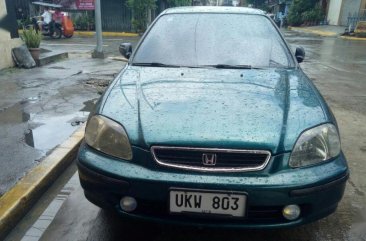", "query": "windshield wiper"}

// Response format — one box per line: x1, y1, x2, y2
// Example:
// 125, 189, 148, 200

200, 64, 257, 69
132, 62, 181, 68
